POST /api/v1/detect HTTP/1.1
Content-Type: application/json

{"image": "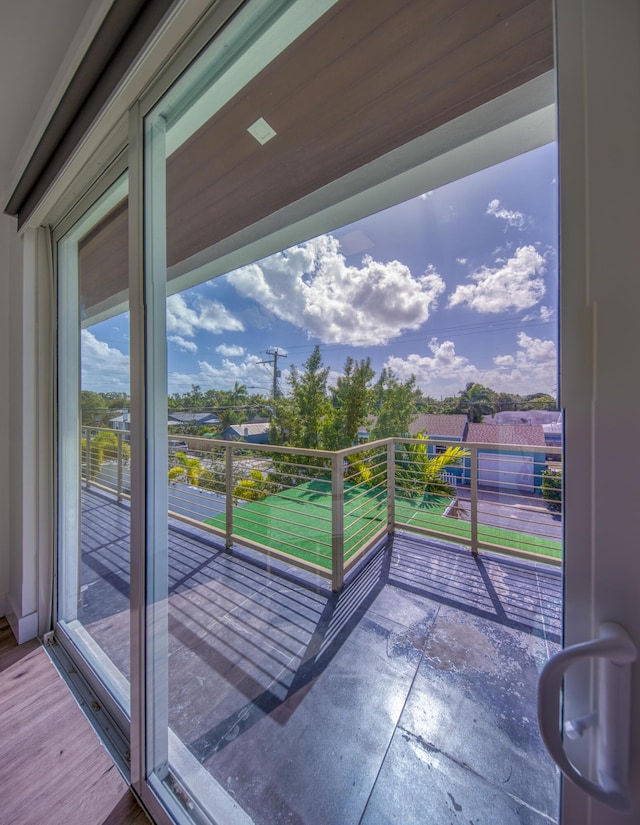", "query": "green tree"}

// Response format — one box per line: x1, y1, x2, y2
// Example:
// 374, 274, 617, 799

456, 382, 496, 423
371, 370, 417, 439
82, 429, 130, 480
494, 392, 522, 412
186, 384, 205, 410
80, 390, 110, 426
323, 356, 375, 449
523, 392, 557, 411
233, 469, 272, 502
541, 467, 562, 505
289, 345, 330, 449
169, 451, 203, 486
269, 396, 300, 446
